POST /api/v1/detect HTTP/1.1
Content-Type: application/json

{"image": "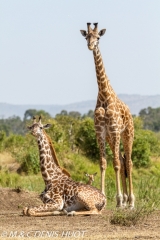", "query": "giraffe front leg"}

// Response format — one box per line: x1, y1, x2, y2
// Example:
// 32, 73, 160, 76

106, 134, 123, 207
23, 198, 66, 217
23, 206, 65, 217
111, 134, 123, 208
94, 107, 106, 195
